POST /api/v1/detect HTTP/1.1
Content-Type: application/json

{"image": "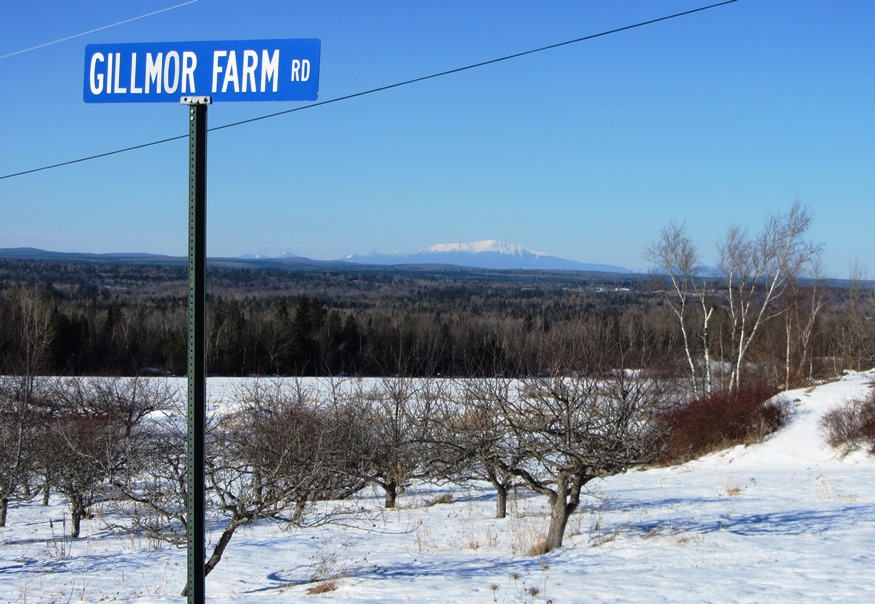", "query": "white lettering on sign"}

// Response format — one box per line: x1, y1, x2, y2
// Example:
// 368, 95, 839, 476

222, 50, 239, 92
262, 49, 279, 92
164, 51, 180, 93
242, 50, 258, 92
89, 50, 198, 96
89, 52, 105, 94
110, 53, 126, 93
182, 52, 197, 92
212, 51, 227, 92
212, 49, 281, 93
145, 53, 162, 93
130, 54, 143, 94
290, 59, 311, 82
